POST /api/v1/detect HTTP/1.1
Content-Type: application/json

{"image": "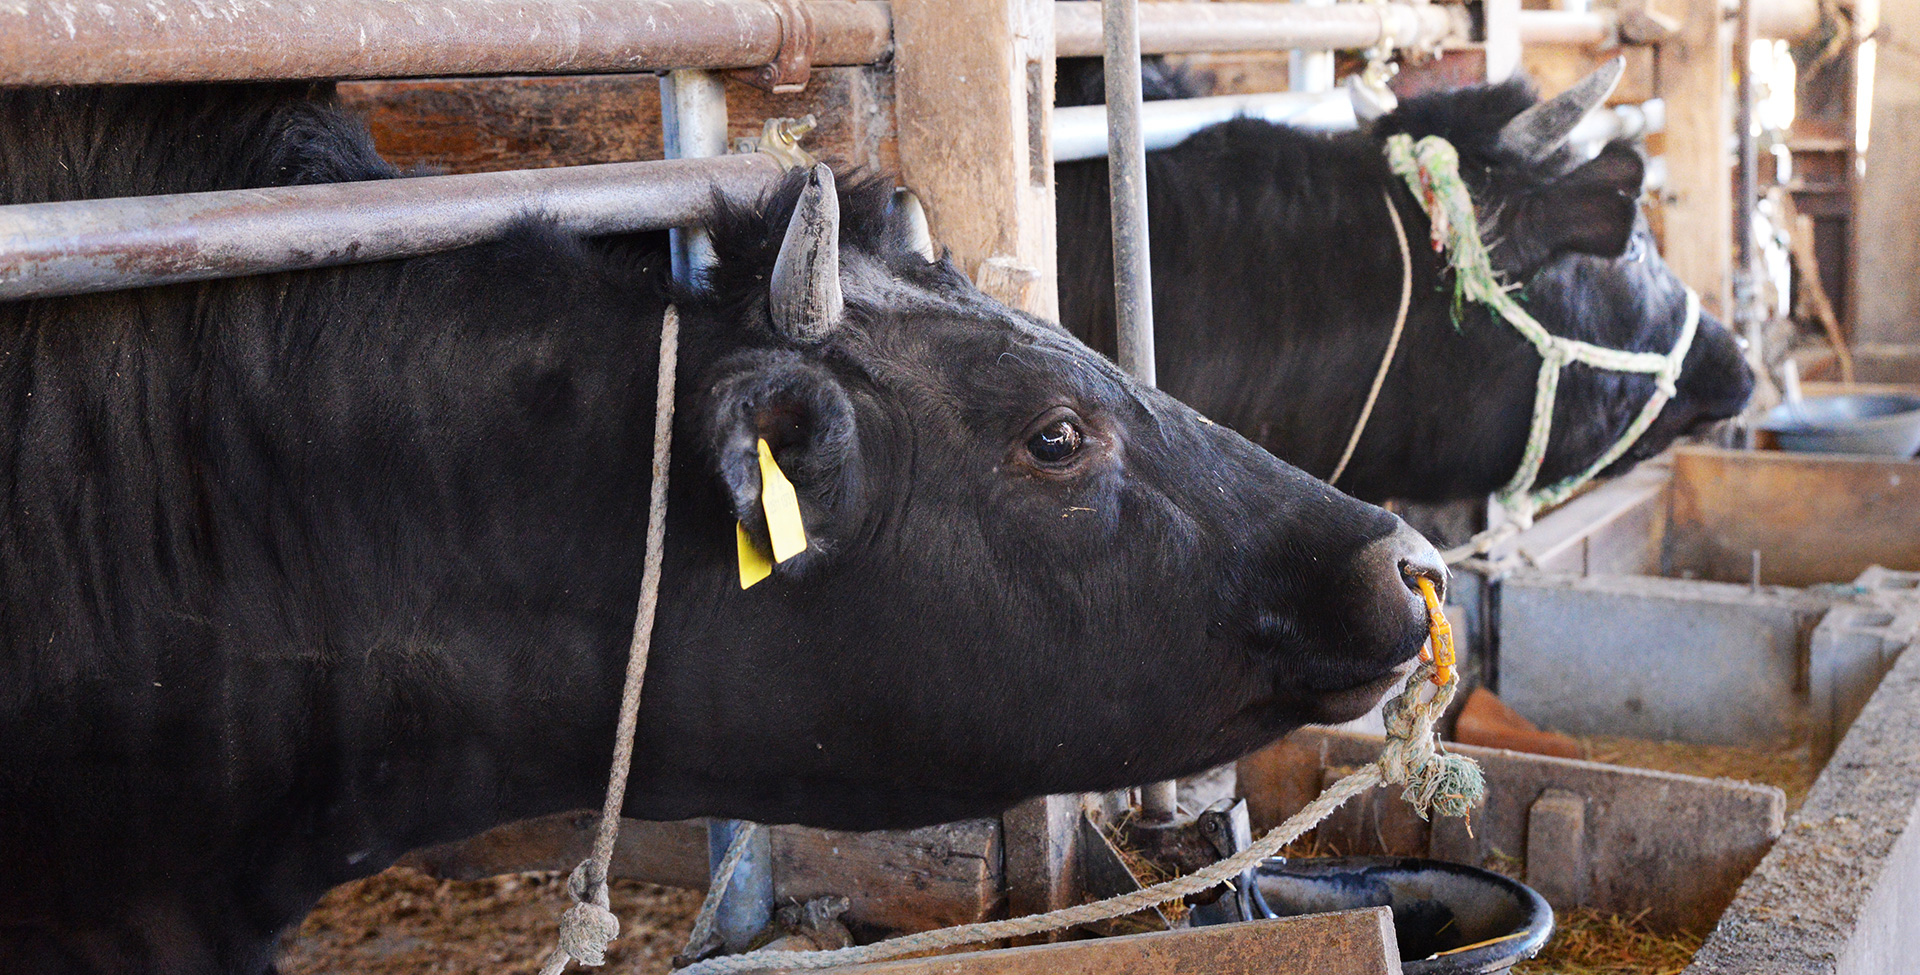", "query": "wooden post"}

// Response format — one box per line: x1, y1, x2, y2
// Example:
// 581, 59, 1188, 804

893, 0, 1076, 921
1000, 795, 1083, 942
892, 0, 1059, 319
1657, 0, 1733, 317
